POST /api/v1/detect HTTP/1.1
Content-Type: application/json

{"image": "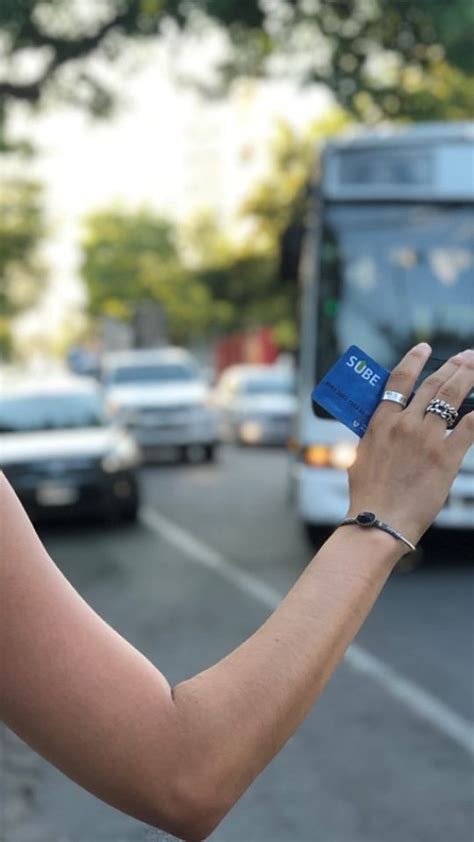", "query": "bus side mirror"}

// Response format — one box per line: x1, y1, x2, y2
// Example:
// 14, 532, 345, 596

279, 222, 305, 282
